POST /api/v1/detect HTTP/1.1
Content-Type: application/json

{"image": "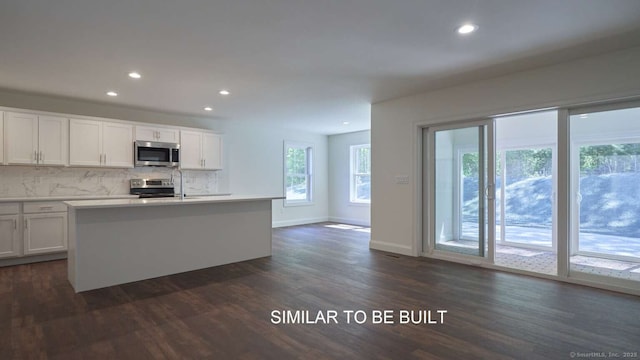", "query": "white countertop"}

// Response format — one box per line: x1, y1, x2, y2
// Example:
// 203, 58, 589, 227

0, 194, 139, 203
65, 195, 284, 209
